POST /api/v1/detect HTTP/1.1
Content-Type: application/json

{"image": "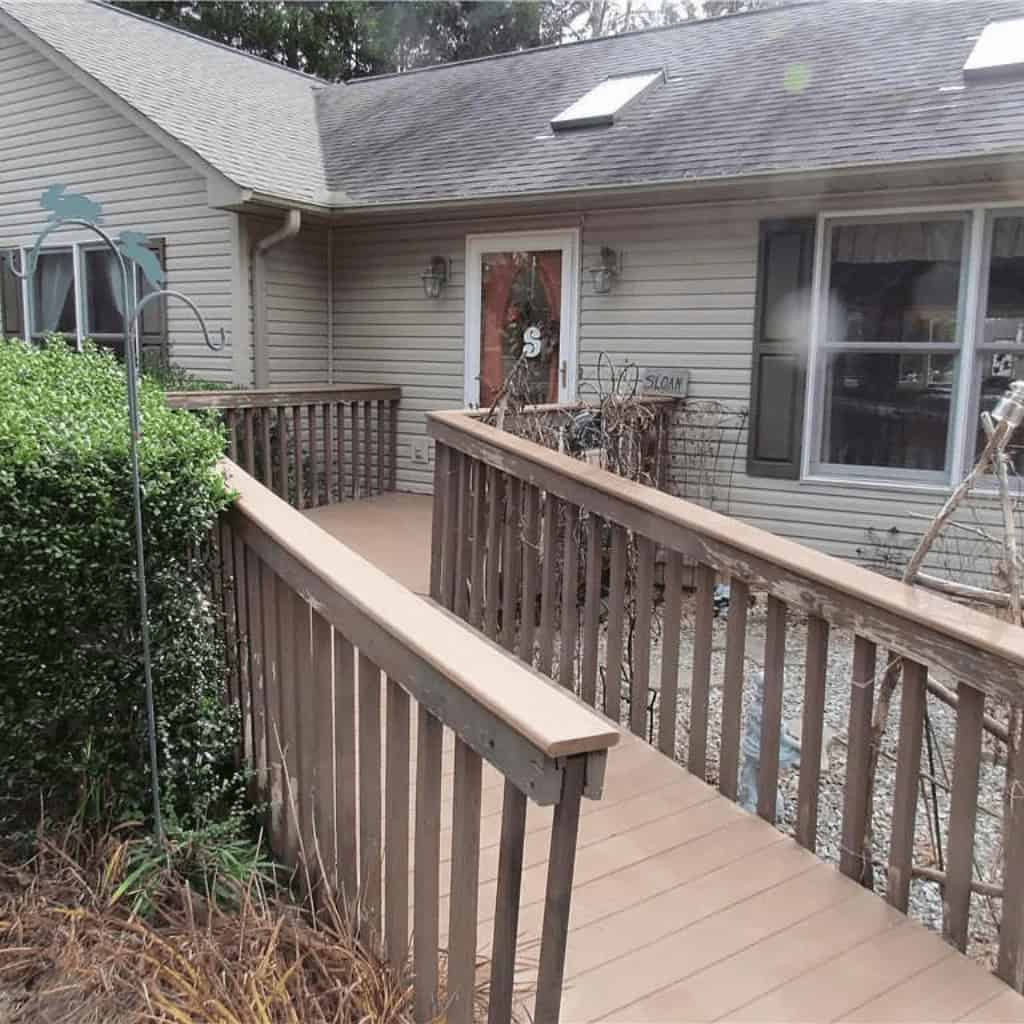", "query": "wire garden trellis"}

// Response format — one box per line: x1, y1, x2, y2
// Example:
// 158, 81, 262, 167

3, 185, 226, 842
